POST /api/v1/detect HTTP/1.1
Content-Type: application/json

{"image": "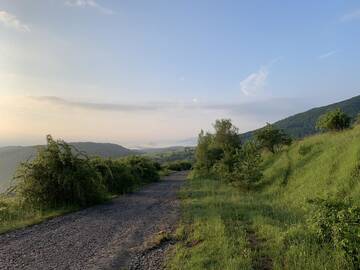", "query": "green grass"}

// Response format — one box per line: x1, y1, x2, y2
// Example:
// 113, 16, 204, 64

169, 126, 360, 269
168, 175, 253, 270
0, 196, 79, 234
